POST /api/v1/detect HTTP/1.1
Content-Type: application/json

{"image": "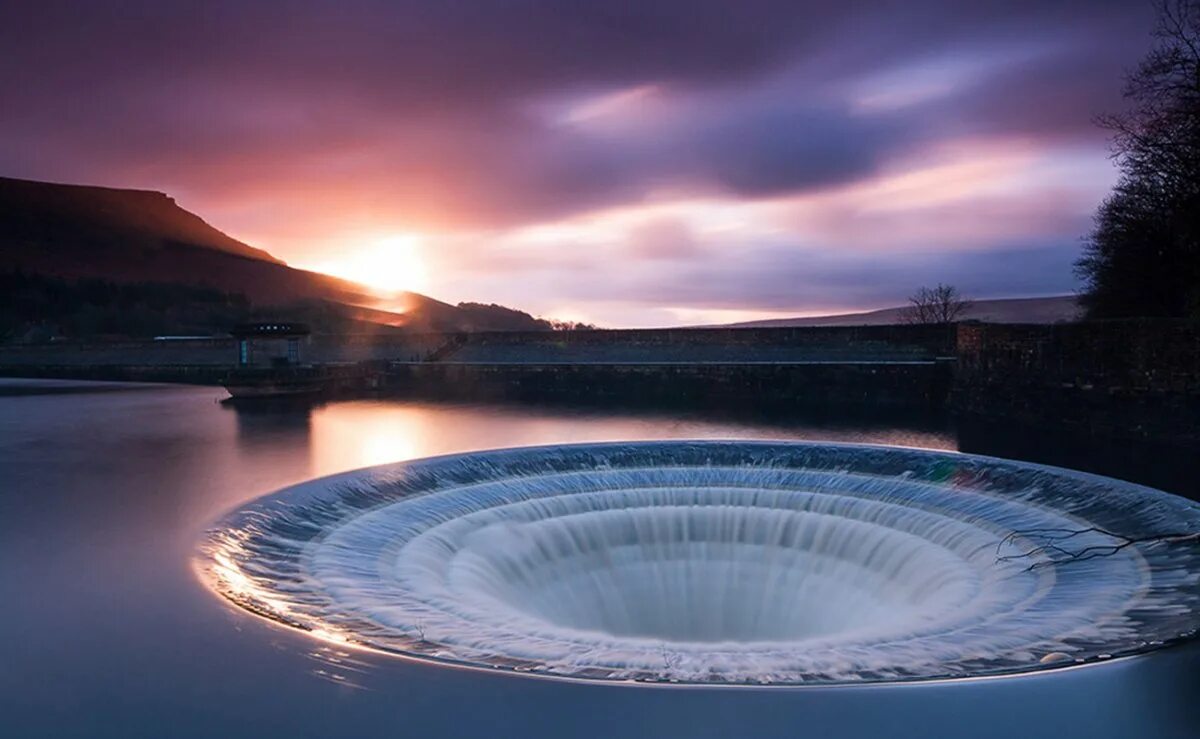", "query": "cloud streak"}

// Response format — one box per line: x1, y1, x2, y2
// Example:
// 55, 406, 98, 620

0, 0, 1154, 325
